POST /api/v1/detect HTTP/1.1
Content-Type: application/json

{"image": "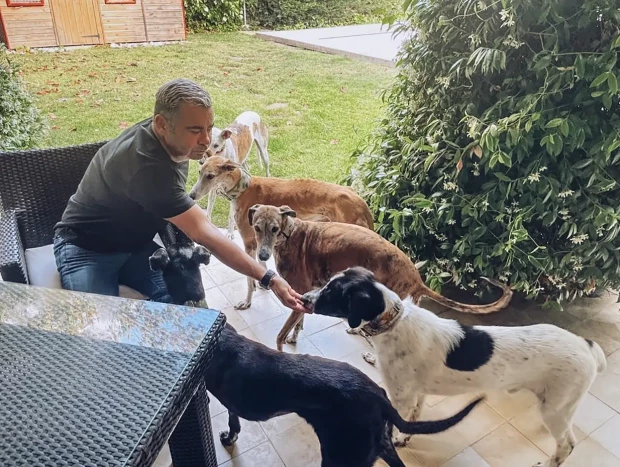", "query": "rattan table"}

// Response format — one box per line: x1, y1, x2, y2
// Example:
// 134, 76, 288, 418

0, 281, 226, 467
